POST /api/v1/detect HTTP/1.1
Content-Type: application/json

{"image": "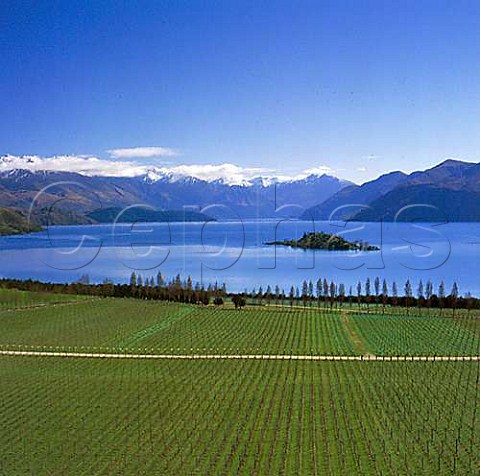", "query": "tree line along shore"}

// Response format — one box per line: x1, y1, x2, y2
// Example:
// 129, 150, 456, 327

0, 275, 474, 314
